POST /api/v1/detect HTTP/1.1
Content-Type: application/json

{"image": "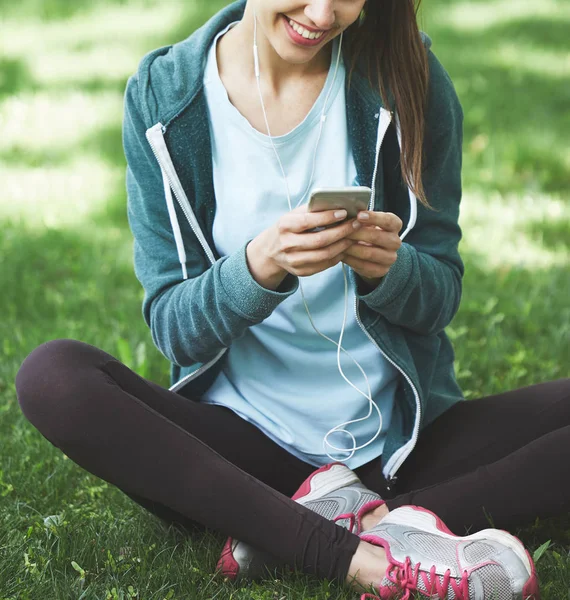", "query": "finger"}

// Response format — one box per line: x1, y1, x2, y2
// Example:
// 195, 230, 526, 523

286, 237, 353, 270
345, 226, 403, 251
294, 252, 350, 277
280, 207, 350, 234
357, 211, 403, 234
293, 219, 359, 251
342, 254, 392, 279
343, 243, 398, 266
